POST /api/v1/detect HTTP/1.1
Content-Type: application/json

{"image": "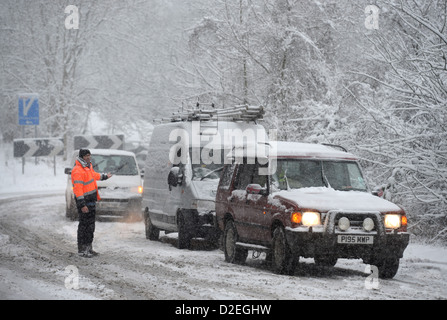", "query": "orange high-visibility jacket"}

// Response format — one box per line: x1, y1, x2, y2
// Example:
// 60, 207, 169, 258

71, 157, 108, 208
